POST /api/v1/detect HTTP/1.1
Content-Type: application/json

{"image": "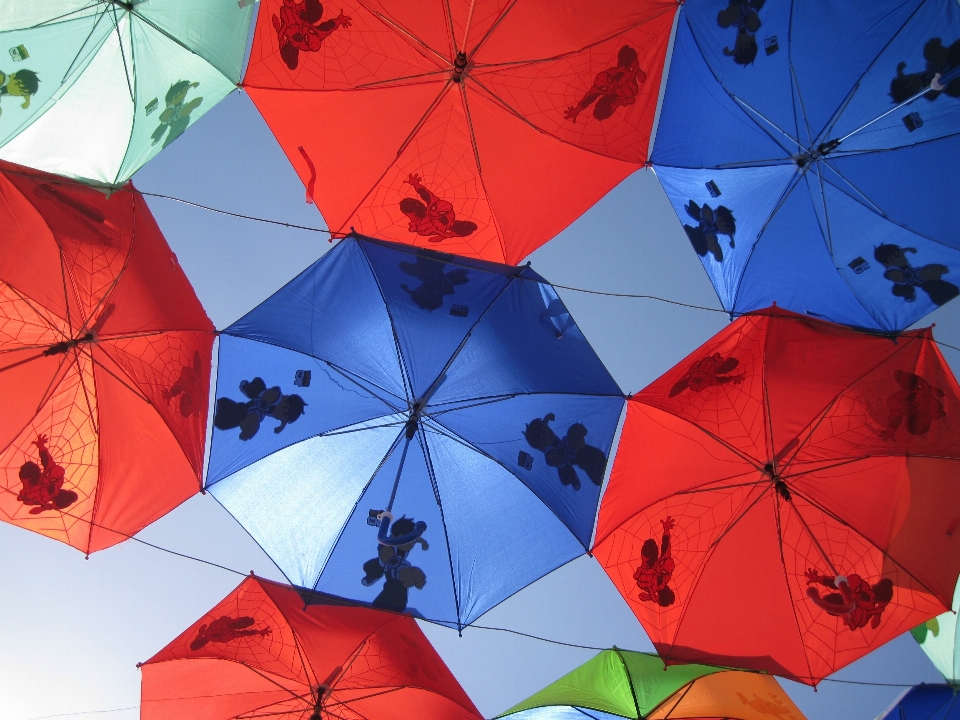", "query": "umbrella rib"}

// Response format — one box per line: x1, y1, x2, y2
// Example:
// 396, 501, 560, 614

459, 81, 483, 175
466, 0, 518, 58
443, 0, 458, 57
355, 0, 449, 68
107, 3, 135, 101
0, 282, 65, 337
85, 348, 150, 405
730, 95, 803, 154
651, 676, 694, 719
347, 69, 452, 90
60, 5, 110, 84
29, 3, 104, 29
790, 59, 816, 150
0, 351, 46, 374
